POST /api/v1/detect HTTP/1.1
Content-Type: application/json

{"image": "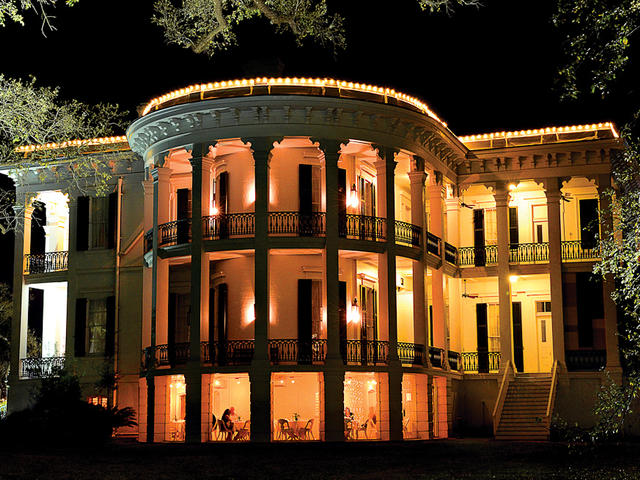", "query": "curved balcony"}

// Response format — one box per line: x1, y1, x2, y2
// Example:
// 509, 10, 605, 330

19, 356, 65, 379
141, 340, 255, 370
509, 242, 549, 263
397, 342, 425, 365
444, 242, 458, 265
268, 338, 327, 364
268, 212, 326, 236
159, 219, 192, 247
394, 221, 422, 248
344, 339, 389, 365
24, 251, 68, 275
202, 213, 255, 240
448, 350, 461, 371
428, 346, 445, 368
426, 232, 442, 257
